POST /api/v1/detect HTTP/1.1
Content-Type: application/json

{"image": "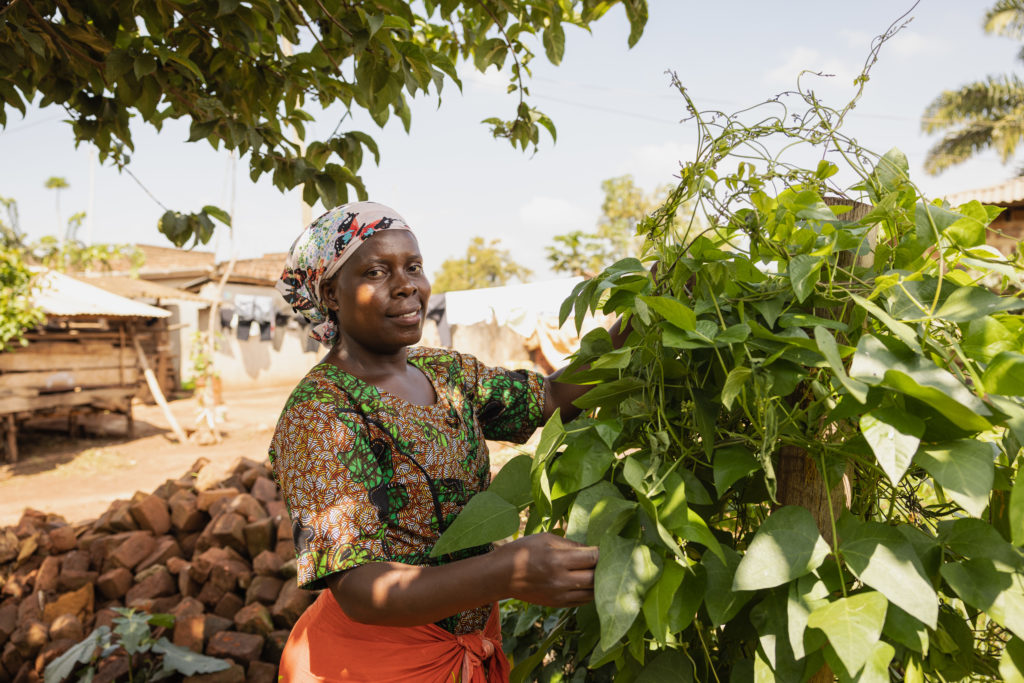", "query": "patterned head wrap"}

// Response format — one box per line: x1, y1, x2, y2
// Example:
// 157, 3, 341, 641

277, 202, 413, 347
